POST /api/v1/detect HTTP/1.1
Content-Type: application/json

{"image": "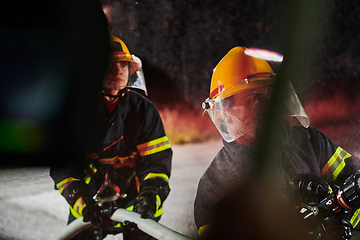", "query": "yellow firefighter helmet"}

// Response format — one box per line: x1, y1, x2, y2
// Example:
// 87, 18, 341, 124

202, 46, 309, 142
204, 47, 276, 118
109, 34, 139, 75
